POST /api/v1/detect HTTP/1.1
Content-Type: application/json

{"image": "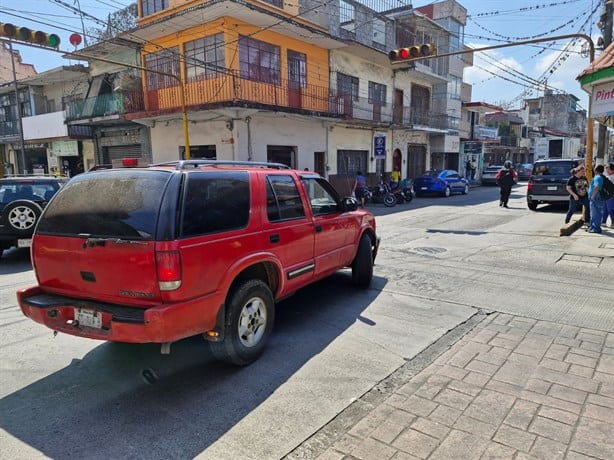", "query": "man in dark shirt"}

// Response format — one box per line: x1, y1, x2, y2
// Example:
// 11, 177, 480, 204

495, 161, 518, 208
565, 165, 590, 224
